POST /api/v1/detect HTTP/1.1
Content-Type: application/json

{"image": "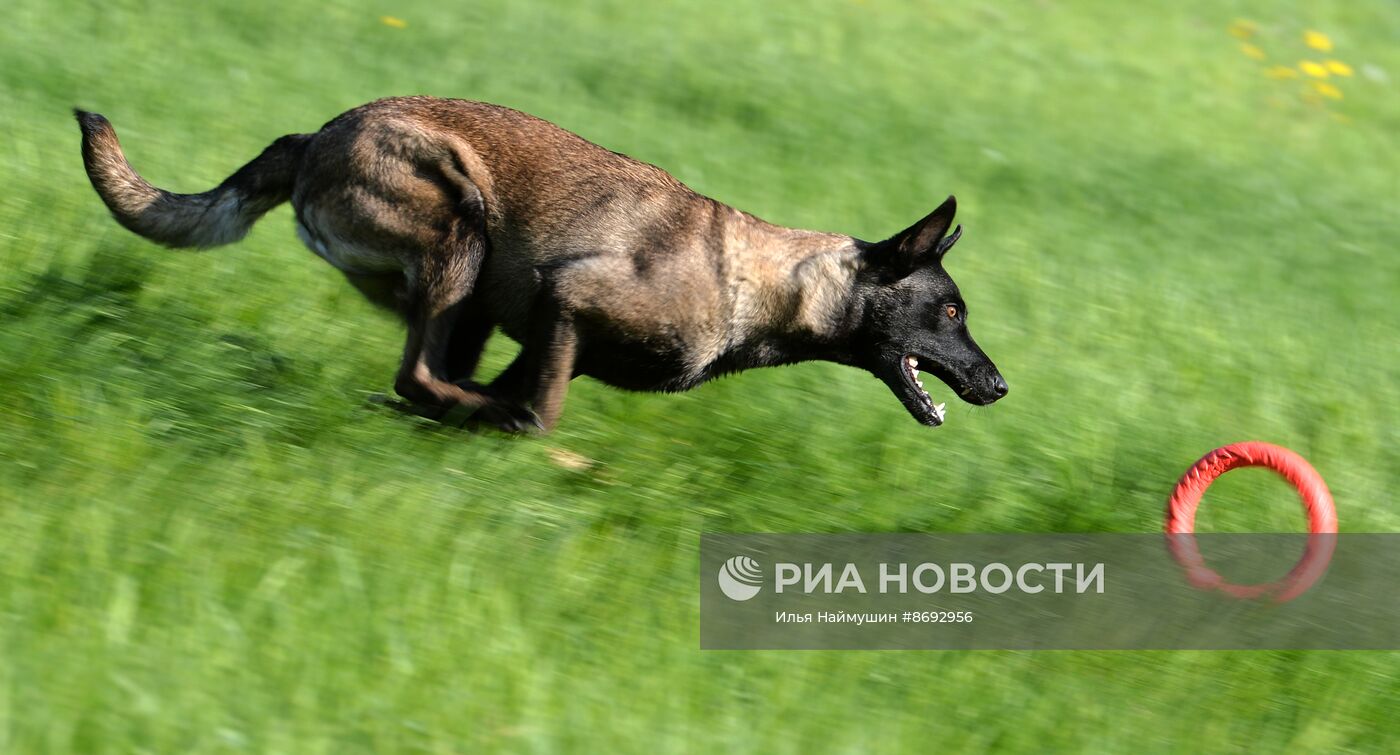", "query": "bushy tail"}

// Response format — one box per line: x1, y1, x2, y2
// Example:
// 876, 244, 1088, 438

74, 110, 312, 249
